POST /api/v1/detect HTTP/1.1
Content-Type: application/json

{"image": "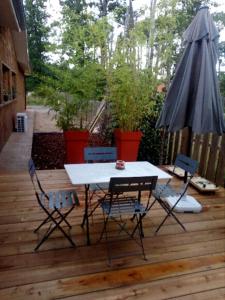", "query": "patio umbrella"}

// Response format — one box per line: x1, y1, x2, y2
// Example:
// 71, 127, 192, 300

155, 7, 225, 212
156, 6, 225, 135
